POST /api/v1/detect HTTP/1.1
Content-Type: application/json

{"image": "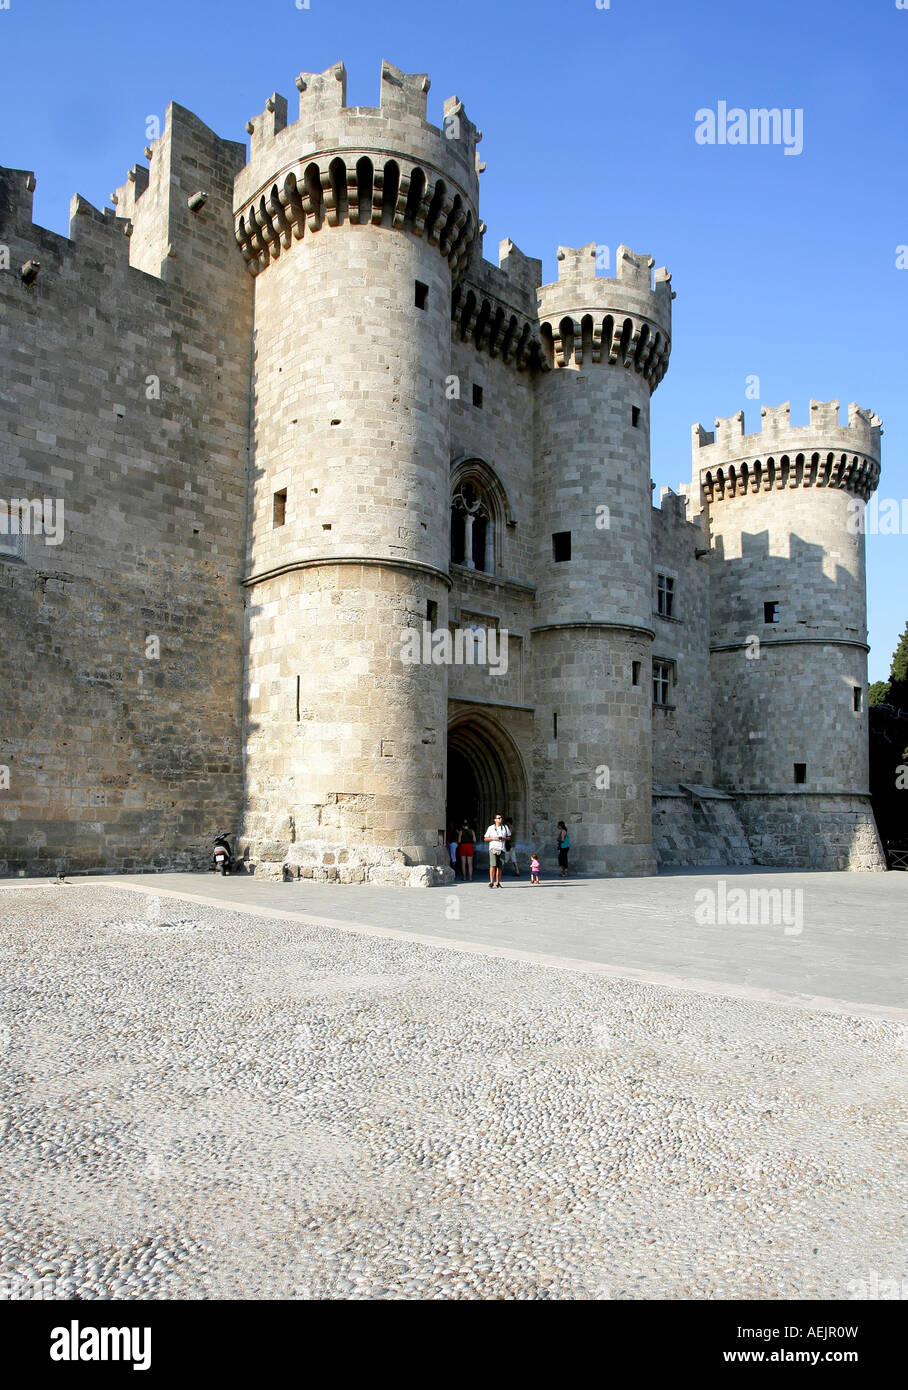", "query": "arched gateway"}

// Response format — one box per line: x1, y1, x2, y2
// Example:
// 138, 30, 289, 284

445, 713, 529, 849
